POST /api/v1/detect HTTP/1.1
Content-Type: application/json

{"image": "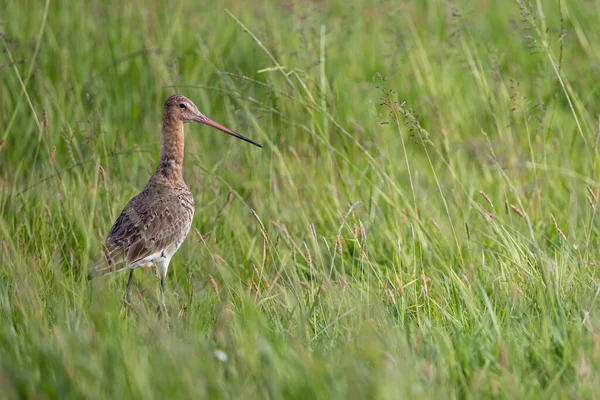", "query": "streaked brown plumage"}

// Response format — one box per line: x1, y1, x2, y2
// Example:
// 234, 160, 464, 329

88, 94, 262, 310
